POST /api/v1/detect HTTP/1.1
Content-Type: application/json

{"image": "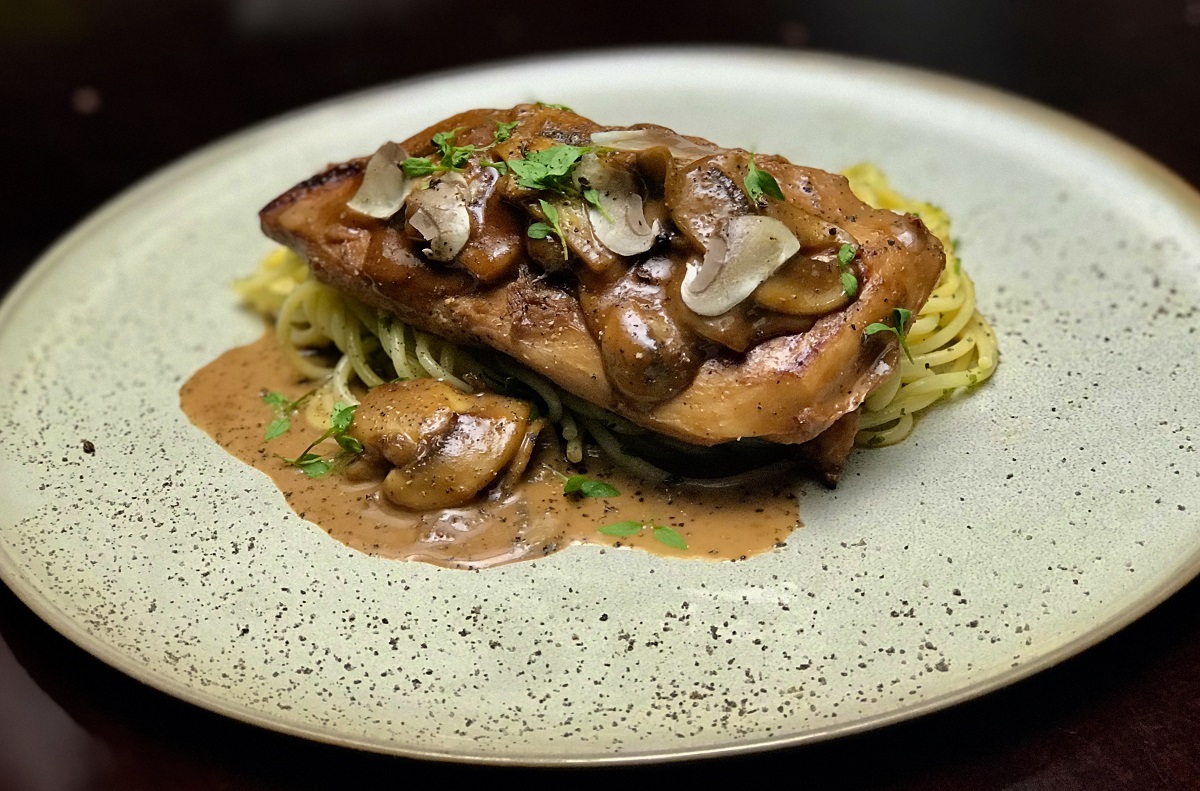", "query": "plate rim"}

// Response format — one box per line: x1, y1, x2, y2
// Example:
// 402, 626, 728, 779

3, 44, 1200, 766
